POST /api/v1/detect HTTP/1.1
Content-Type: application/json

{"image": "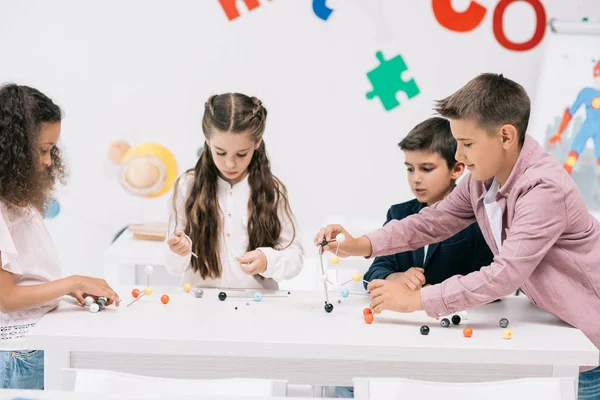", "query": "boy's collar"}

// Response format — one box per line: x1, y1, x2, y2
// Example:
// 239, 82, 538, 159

412, 200, 428, 213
